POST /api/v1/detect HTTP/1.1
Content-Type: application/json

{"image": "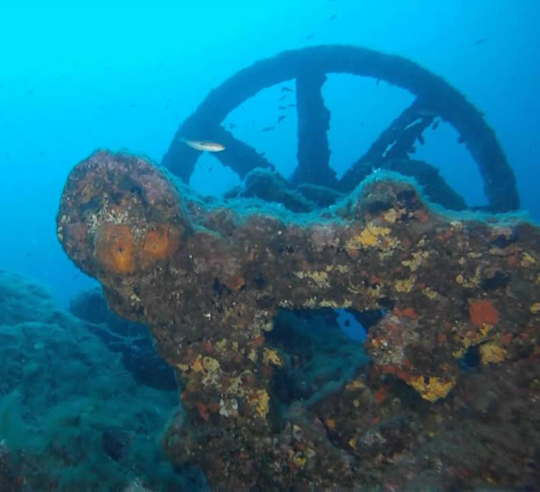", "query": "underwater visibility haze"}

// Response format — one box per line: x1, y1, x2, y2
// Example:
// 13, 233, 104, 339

1, 0, 540, 490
